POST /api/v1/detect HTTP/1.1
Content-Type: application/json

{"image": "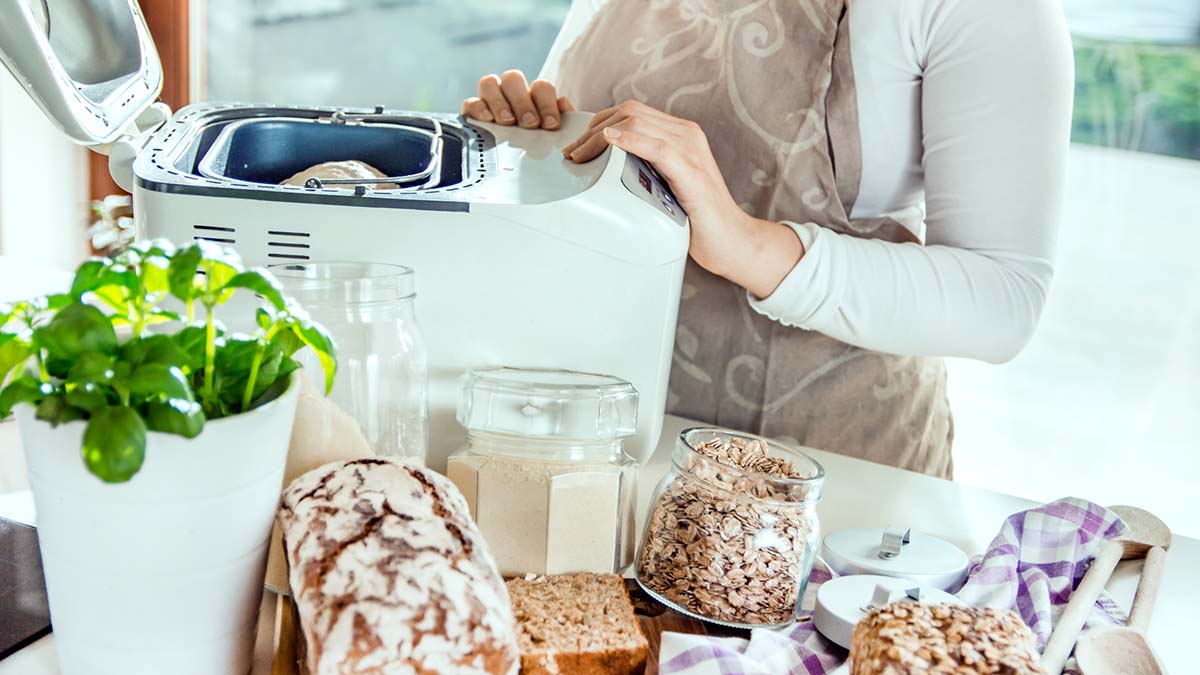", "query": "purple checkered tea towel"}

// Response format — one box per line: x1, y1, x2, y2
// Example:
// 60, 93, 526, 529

658, 498, 1128, 675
